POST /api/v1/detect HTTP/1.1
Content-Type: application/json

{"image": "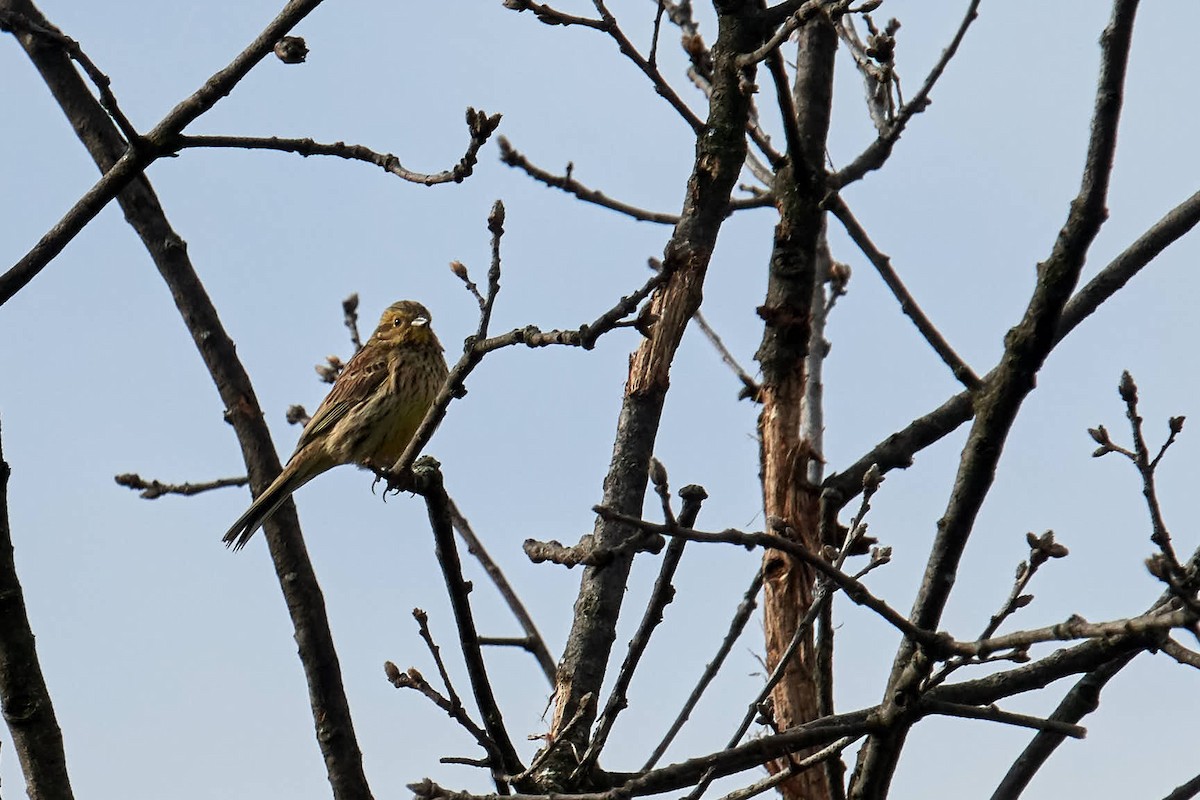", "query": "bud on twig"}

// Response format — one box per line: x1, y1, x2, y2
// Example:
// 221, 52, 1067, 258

273, 36, 308, 64
1118, 370, 1137, 403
